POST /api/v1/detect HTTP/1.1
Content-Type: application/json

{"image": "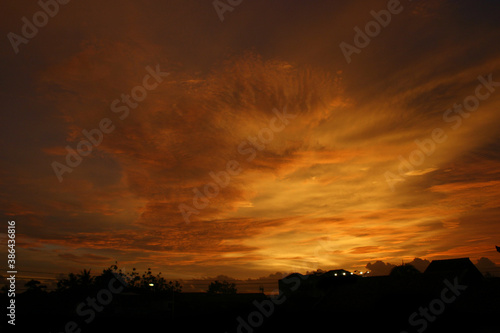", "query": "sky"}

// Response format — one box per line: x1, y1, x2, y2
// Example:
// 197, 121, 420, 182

1, 0, 500, 291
